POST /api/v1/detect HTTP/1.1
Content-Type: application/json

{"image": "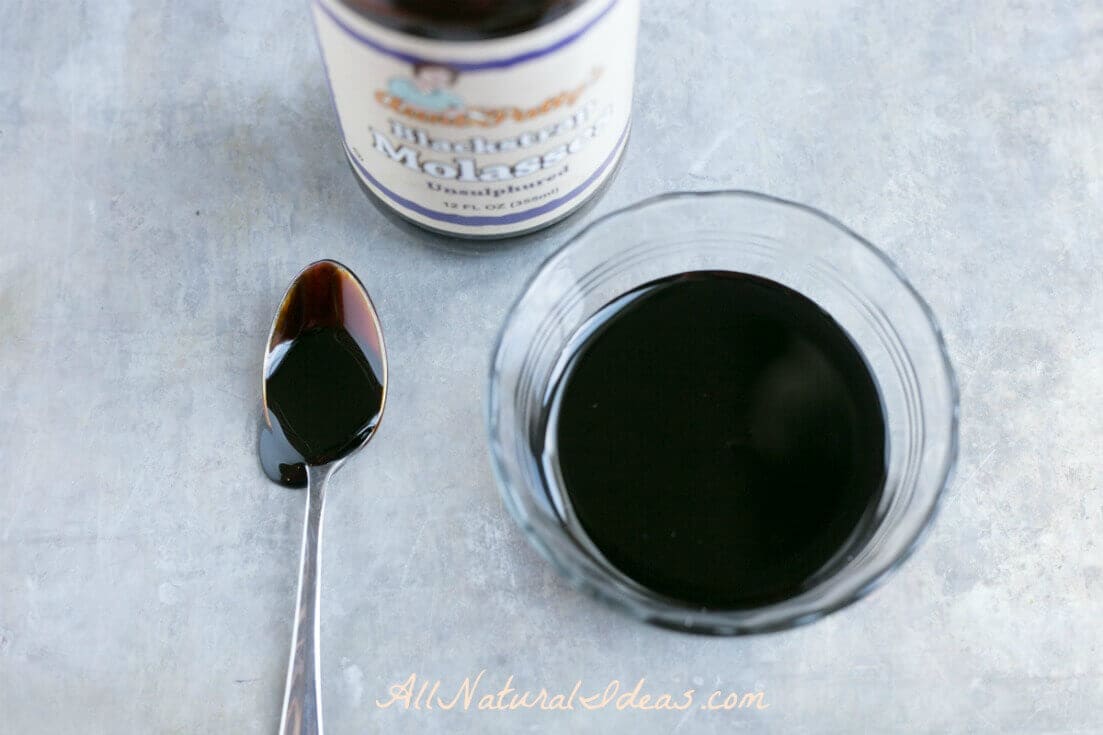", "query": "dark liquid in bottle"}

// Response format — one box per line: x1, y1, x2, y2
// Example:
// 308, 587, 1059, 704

260, 261, 386, 487
339, 0, 585, 40
550, 272, 887, 609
